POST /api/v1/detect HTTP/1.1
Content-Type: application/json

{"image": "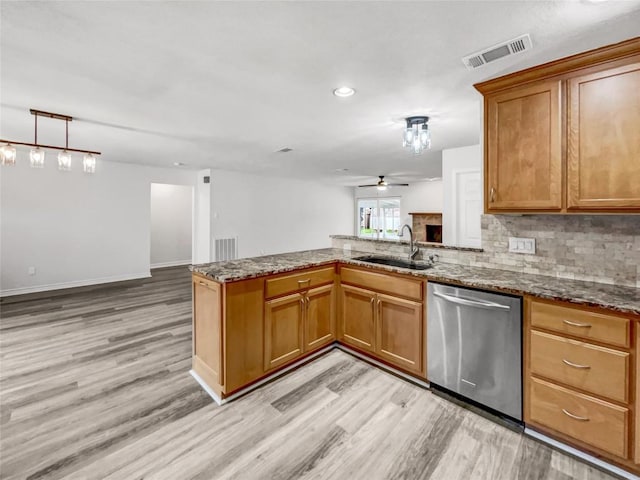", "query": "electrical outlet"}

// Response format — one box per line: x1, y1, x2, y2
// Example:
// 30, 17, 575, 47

28, 266, 36, 276
508, 237, 535, 254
